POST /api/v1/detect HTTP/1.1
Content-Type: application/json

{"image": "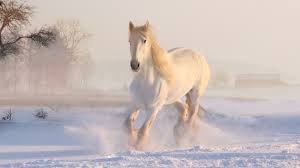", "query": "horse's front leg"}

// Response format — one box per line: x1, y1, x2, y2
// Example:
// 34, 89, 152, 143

124, 105, 140, 146
135, 105, 162, 150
